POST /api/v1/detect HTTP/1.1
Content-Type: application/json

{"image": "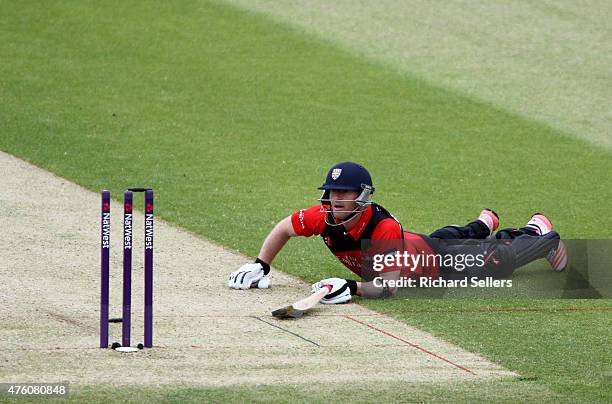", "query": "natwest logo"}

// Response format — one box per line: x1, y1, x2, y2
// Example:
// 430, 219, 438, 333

145, 213, 154, 249
123, 213, 132, 249
101, 212, 111, 248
